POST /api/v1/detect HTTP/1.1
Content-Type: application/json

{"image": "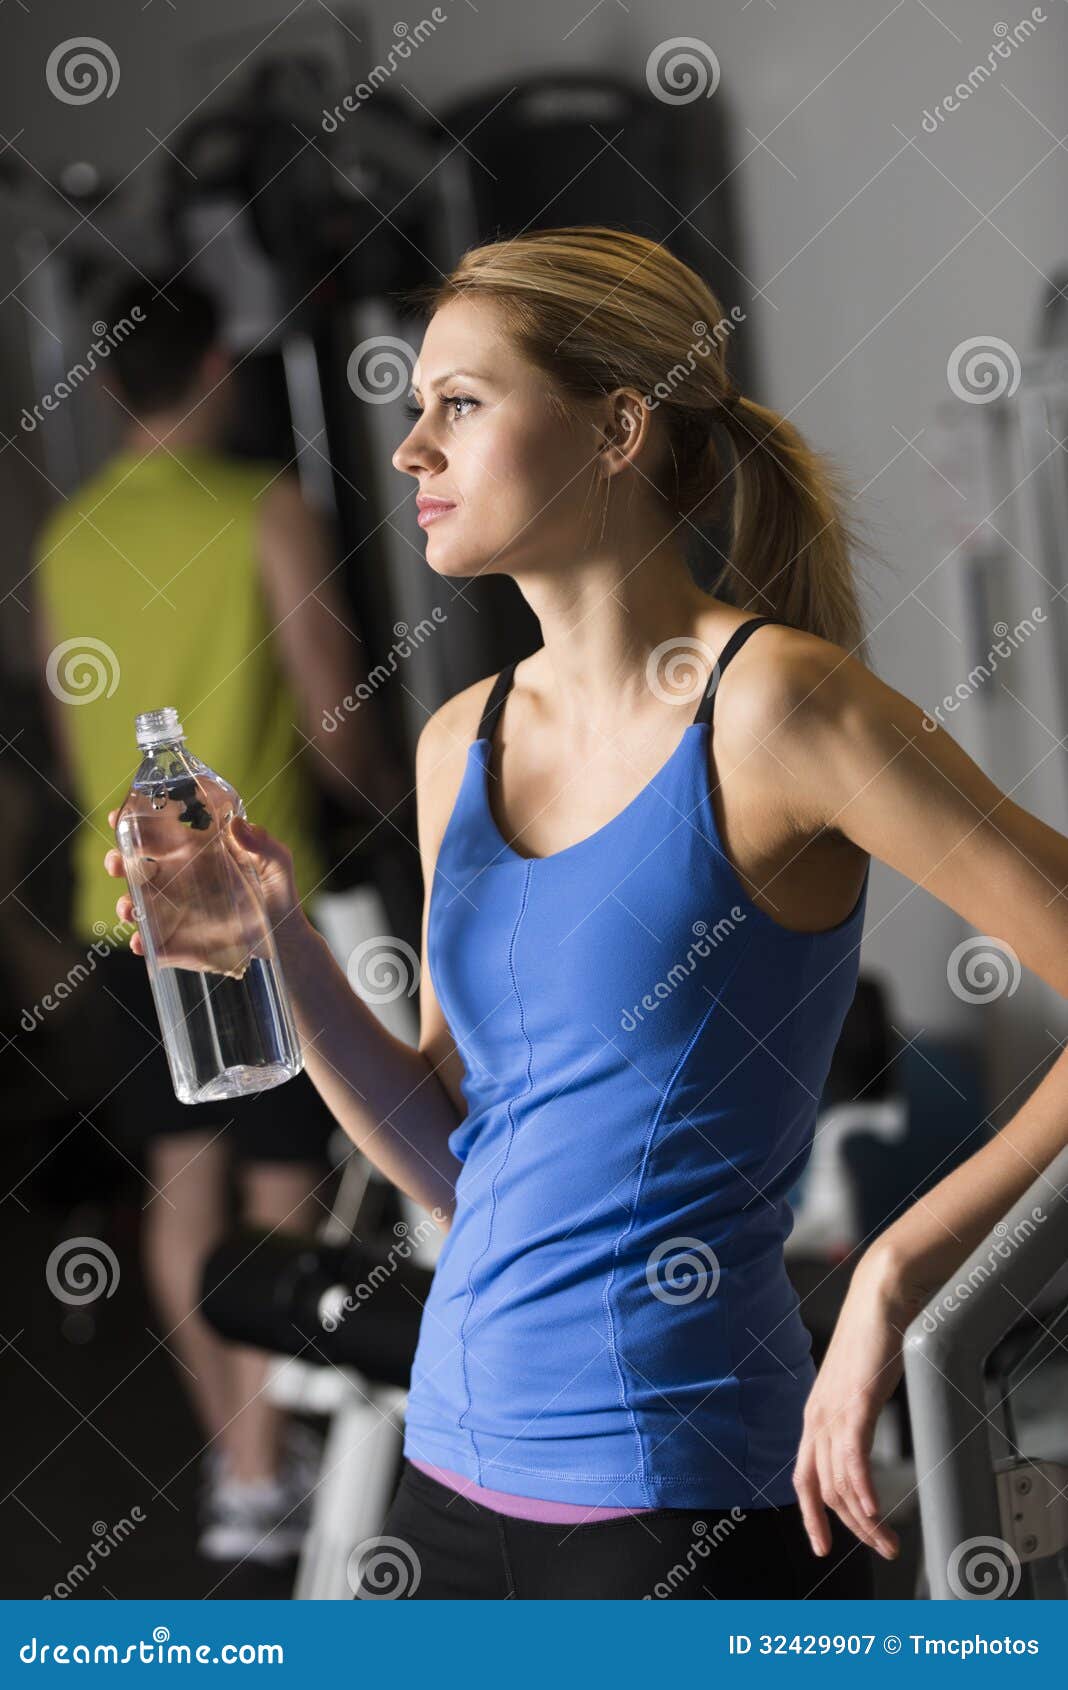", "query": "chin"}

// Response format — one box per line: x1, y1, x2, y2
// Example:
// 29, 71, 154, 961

423, 540, 497, 579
